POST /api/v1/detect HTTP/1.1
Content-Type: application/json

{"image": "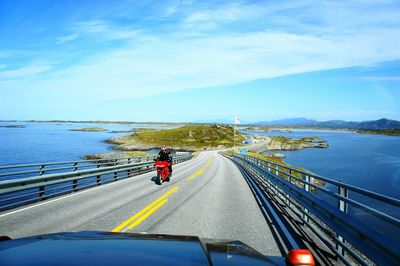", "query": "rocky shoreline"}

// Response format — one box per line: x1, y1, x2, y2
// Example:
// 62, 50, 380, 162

106, 136, 162, 151
240, 135, 329, 153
